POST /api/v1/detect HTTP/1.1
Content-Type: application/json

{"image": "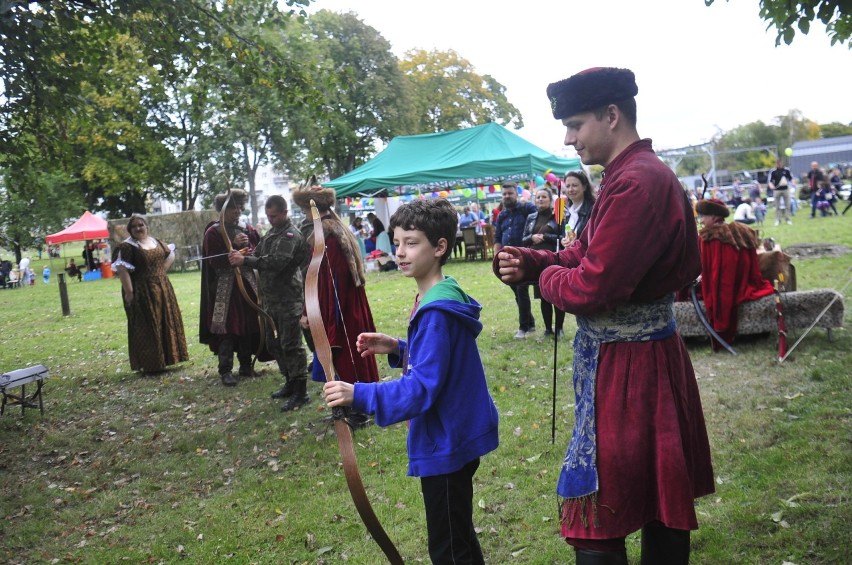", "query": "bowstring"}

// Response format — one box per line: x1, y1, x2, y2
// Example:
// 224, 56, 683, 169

324, 240, 400, 541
